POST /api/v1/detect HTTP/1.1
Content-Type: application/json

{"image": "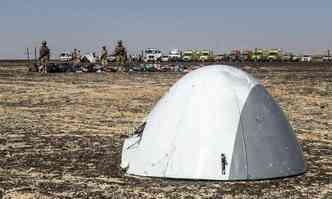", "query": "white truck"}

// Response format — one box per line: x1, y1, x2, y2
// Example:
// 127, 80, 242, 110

161, 55, 169, 62
168, 49, 182, 61
143, 48, 162, 62
322, 56, 332, 62
301, 55, 312, 62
